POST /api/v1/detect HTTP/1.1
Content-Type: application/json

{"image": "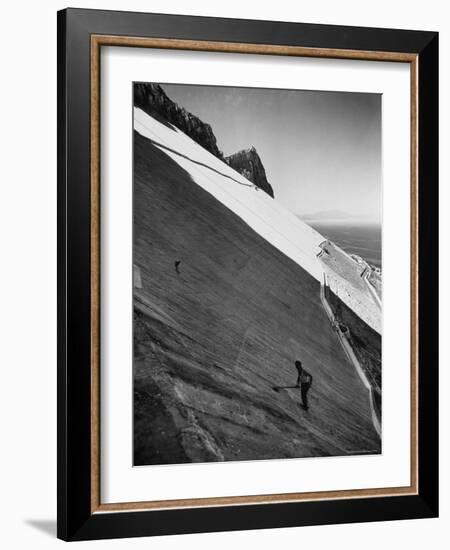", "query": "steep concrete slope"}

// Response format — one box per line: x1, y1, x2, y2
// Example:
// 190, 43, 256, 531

134, 107, 325, 282
134, 107, 381, 333
133, 130, 380, 465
